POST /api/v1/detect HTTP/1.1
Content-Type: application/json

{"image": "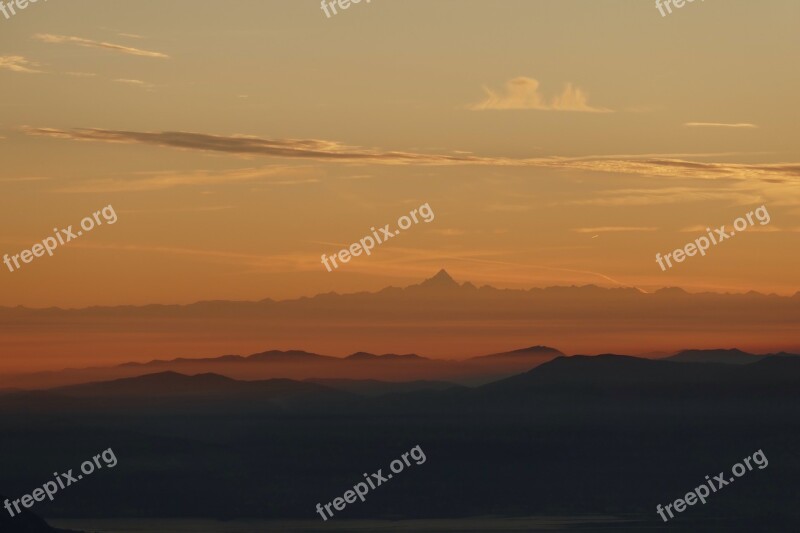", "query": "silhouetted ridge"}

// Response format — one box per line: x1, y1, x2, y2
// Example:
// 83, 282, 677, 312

346, 352, 426, 361
745, 354, 800, 383
54, 371, 243, 396
471, 345, 564, 360
247, 350, 330, 362
664, 348, 760, 365
487, 354, 739, 392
